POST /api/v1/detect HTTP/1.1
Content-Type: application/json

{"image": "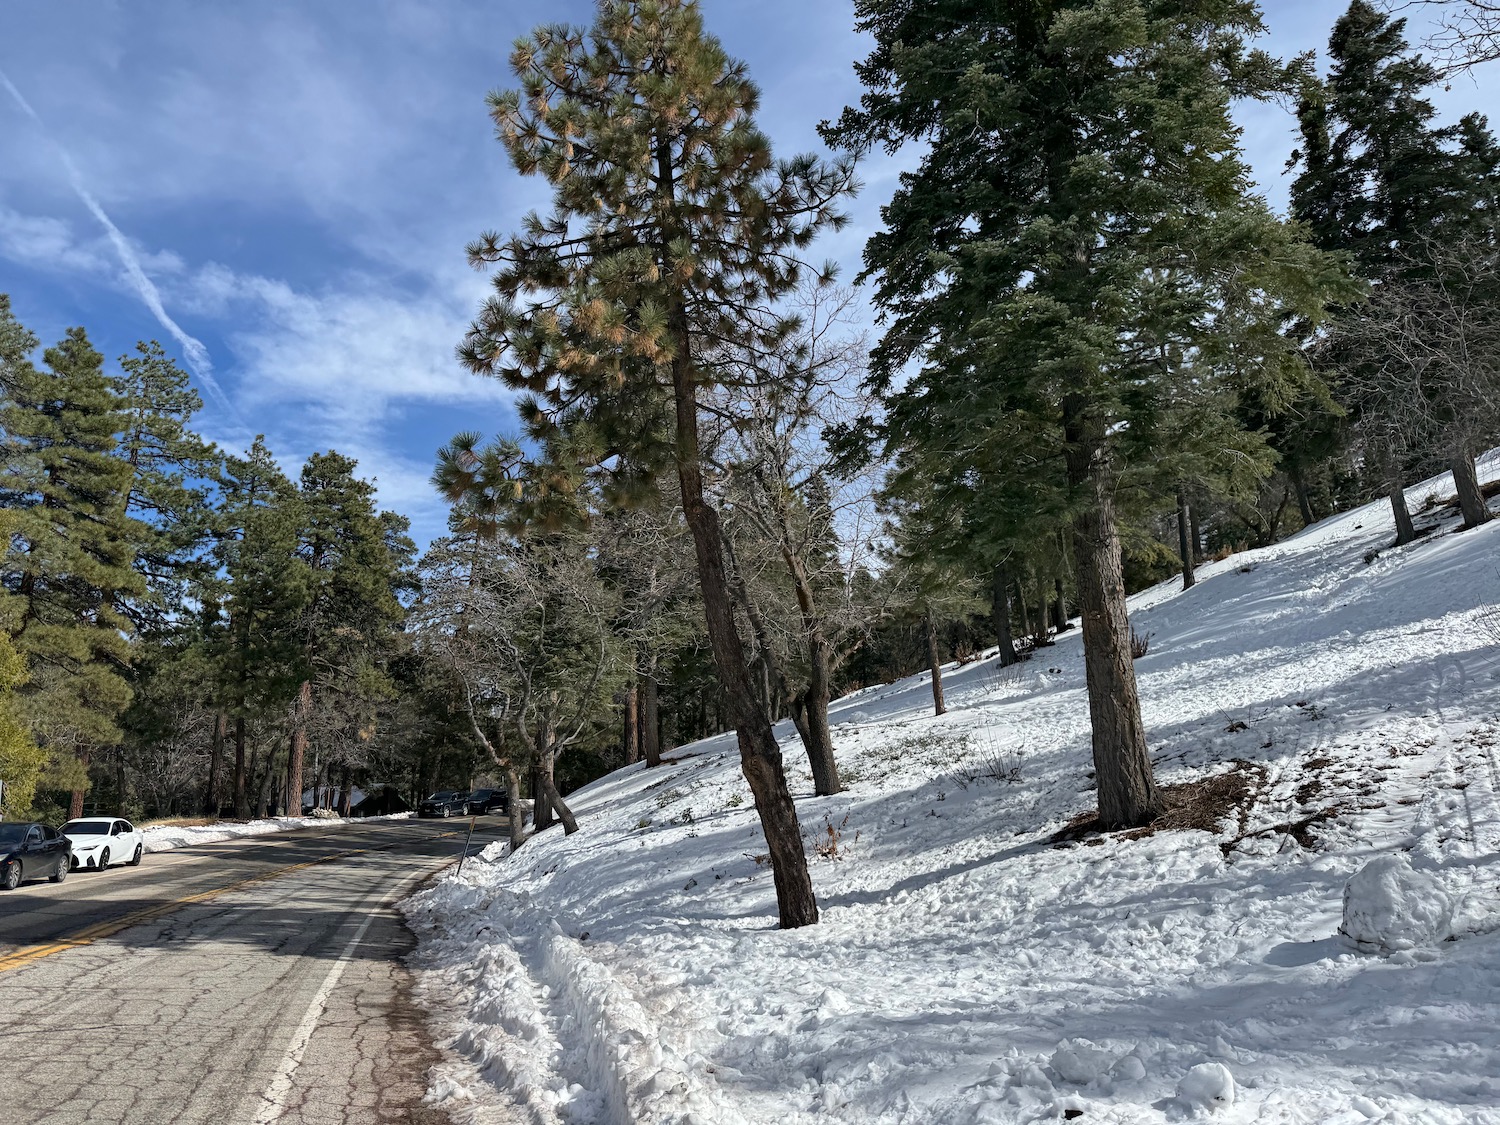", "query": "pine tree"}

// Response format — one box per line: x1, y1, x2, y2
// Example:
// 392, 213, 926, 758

0, 303, 143, 818
1291, 0, 1500, 535
826, 0, 1348, 828
0, 517, 45, 819
458, 0, 854, 926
